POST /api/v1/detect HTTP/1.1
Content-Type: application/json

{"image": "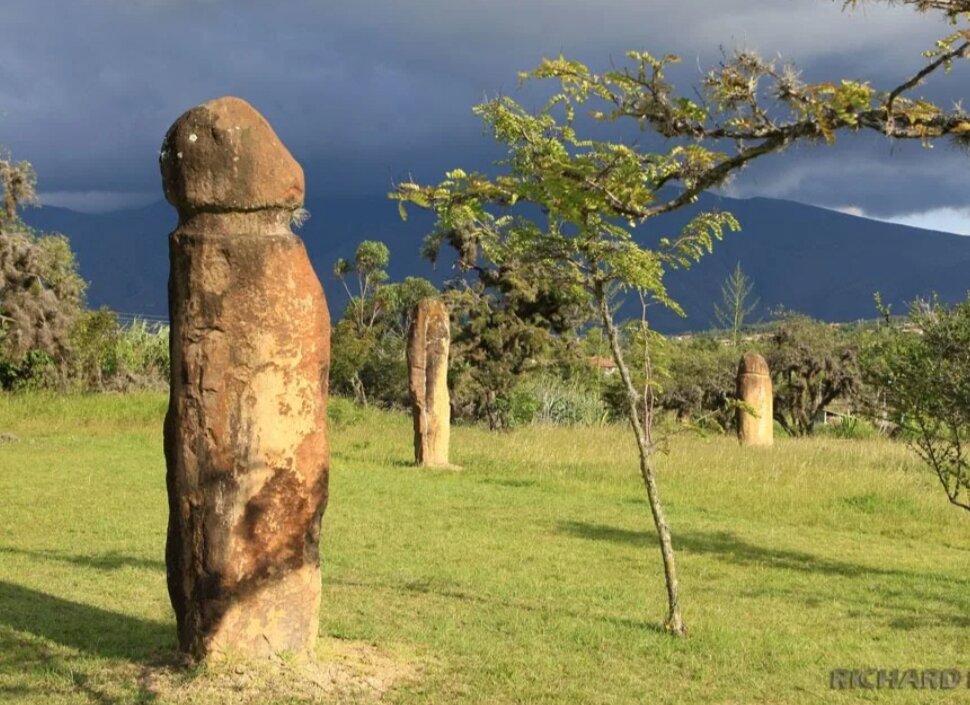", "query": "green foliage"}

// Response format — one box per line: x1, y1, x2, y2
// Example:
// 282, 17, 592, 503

0, 148, 87, 388
0, 150, 38, 224
659, 336, 740, 430
0, 229, 86, 369
843, 1, 970, 21
764, 313, 862, 436
814, 415, 881, 440
67, 310, 169, 392
327, 395, 365, 429
391, 8, 968, 428
590, 317, 874, 438
506, 385, 541, 427
390, 3, 969, 635
393, 54, 747, 440
508, 372, 608, 427
68, 308, 121, 389
0, 306, 171, 393
330, 319, 378, 401
392, 10, 969, 429
330, 239, 437, 407
444, 283, 587, 430
860, 294, 970, 512
713, 263, 759, 348
592, 330, 739, 431
114, 319, 169, 386
331, 315, 410, 408
333, 239, 392, 333
0, 349, 57, 391
350, 239, 390, 274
